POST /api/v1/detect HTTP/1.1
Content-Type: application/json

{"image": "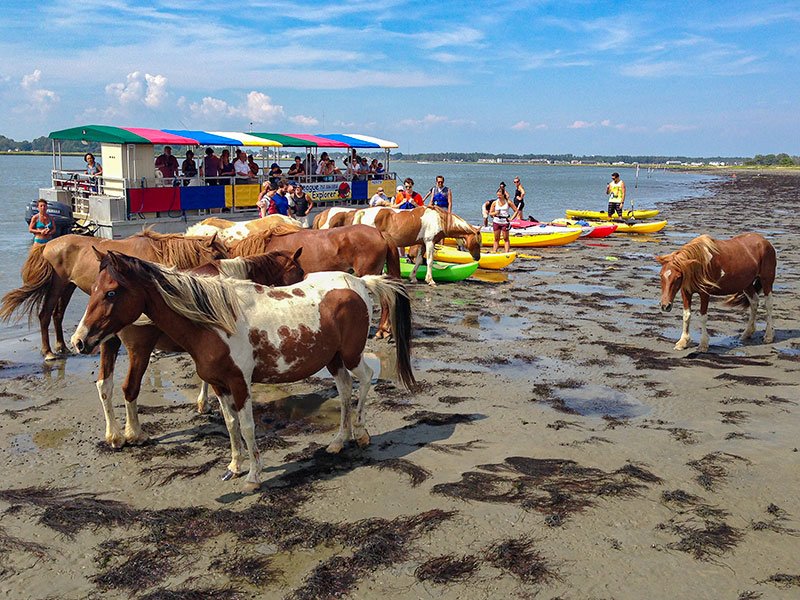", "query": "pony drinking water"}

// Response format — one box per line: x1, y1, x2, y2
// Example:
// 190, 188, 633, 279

657, 233, 776, 352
